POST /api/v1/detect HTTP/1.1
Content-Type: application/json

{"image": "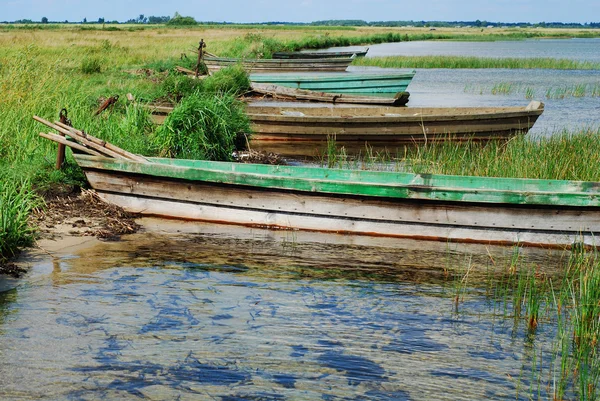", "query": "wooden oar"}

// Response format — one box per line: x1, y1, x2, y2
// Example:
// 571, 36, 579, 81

39, 132, 103, 156
53, 121, 148, 163
33, 115, 148, 163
